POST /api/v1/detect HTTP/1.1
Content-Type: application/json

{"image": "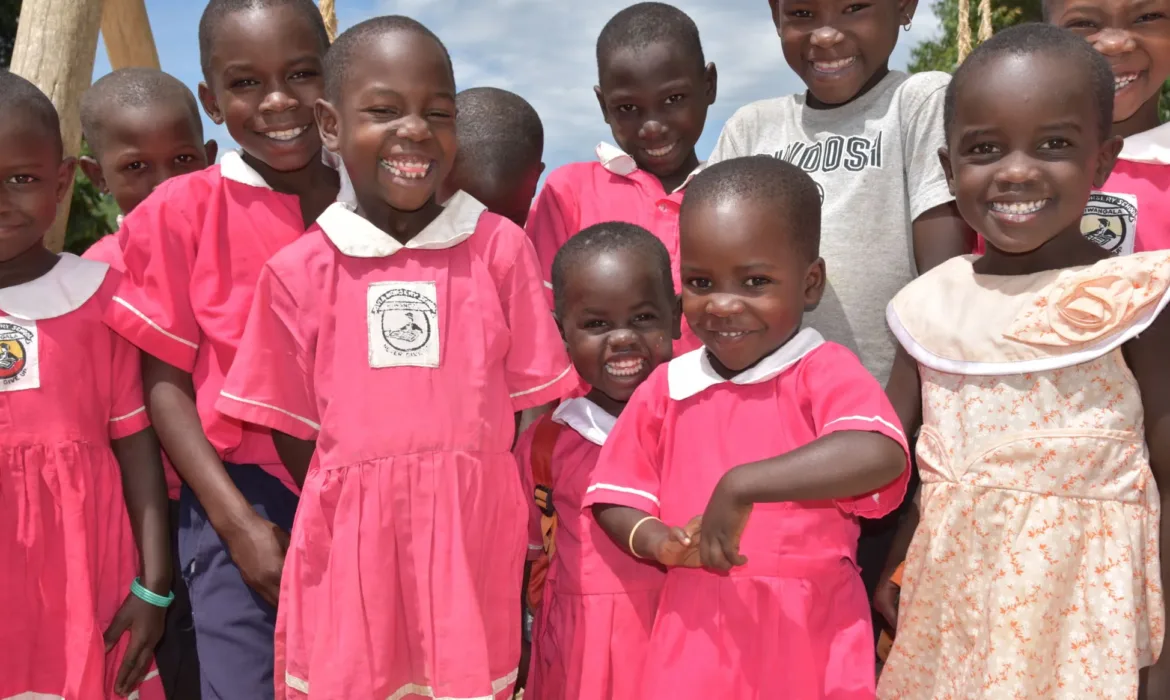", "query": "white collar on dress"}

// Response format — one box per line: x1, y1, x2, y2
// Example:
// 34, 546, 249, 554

316, 190, 486, 258
218, 148, 346, 190
1119, 122, 1170, 165
667, 327, 825, 401
594, 142, 705, 193
551, 397, 617, 446
0, 253, 109, 320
